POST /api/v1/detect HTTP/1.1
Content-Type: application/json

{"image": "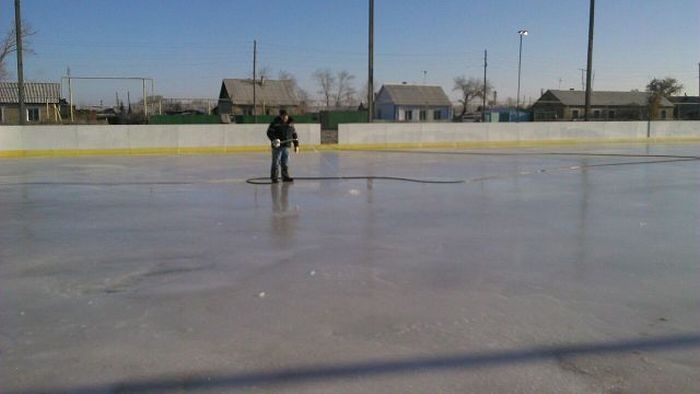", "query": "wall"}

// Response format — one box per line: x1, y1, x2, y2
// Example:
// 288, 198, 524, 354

338, 121, 700, 146
0, 123, 320, 157
0, 104, 61, 125
375, 103, 394, 121
2, 121, 698, 157
395, 106, 450, 122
